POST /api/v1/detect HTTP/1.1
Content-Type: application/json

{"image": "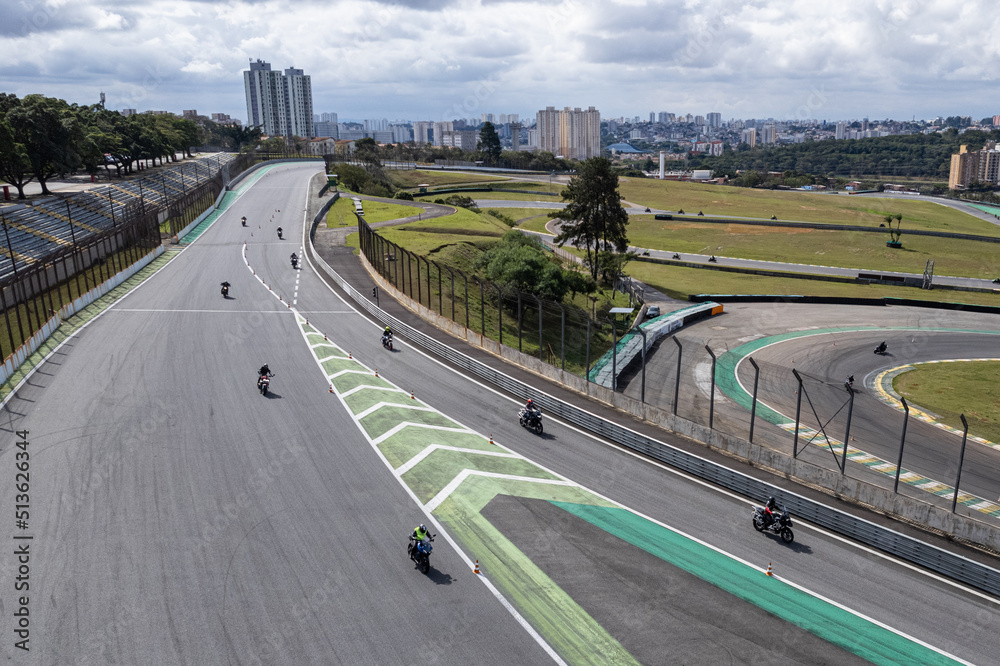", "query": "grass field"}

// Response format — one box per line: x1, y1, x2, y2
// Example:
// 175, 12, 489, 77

618, 179, 1000, 237
326, 195, 421, 227
626, 260, 1000, 307
487, 208, 556, 225
893, 361, 1000, 443
626, 219, 1000, 279
352, 207, 510, 255
415, 191, 558, 203
390, 170, 509, 189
